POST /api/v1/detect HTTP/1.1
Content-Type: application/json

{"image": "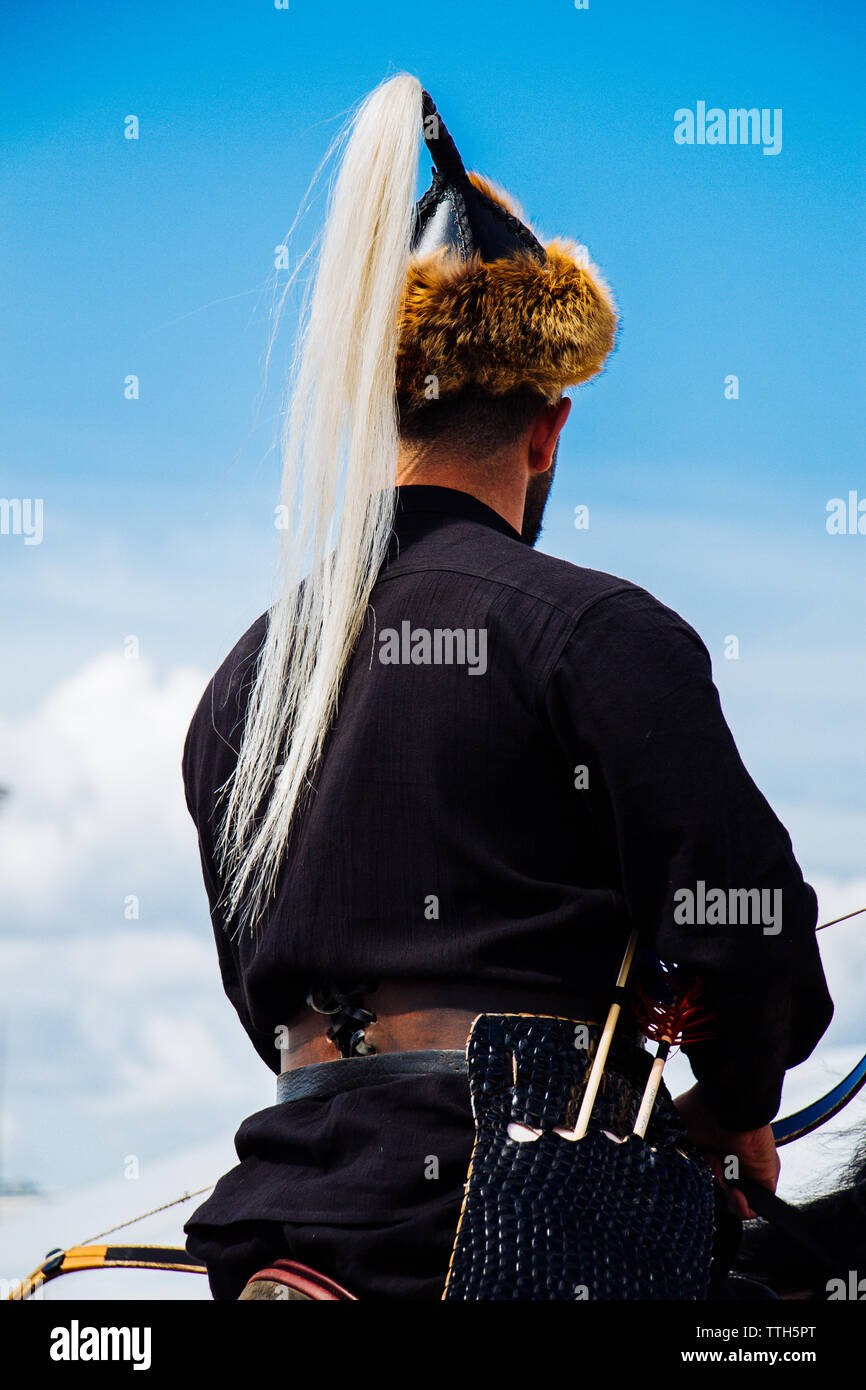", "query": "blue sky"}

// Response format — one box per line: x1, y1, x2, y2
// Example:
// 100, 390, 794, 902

3, 0, 864, 695
1, 0, 865, 1204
